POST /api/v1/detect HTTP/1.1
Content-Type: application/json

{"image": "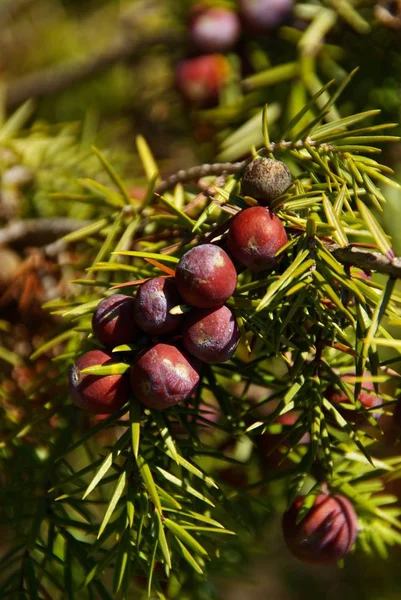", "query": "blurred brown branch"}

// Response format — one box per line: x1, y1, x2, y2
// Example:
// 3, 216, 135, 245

0, 218, 90, 247
0, 0, 36, 27
5, 31, 182, 109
